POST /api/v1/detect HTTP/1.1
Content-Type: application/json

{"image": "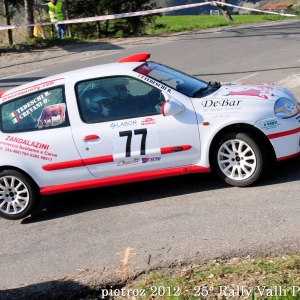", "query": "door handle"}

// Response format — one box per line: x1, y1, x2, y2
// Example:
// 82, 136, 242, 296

84, 135, 100, 141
